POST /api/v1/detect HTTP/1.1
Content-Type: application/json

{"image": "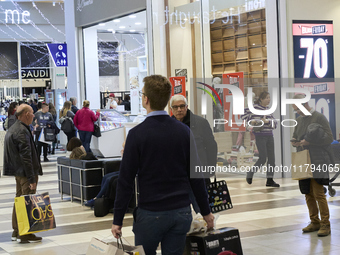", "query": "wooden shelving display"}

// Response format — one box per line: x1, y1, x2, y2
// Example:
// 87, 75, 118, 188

210, 9, 267, 86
